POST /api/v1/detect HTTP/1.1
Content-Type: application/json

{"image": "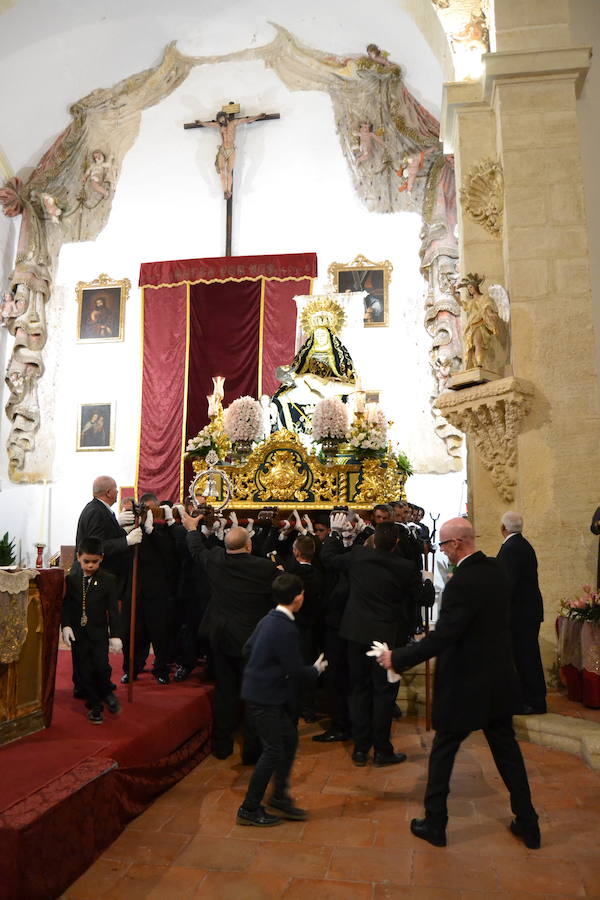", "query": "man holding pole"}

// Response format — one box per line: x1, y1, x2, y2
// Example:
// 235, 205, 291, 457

377, 517, 539, 850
